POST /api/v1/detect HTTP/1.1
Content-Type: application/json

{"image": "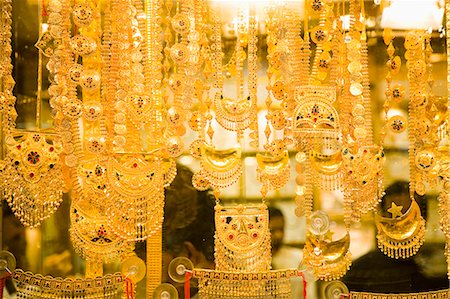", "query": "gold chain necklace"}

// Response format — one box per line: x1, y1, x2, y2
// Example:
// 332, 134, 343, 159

3, 0, 64, 228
